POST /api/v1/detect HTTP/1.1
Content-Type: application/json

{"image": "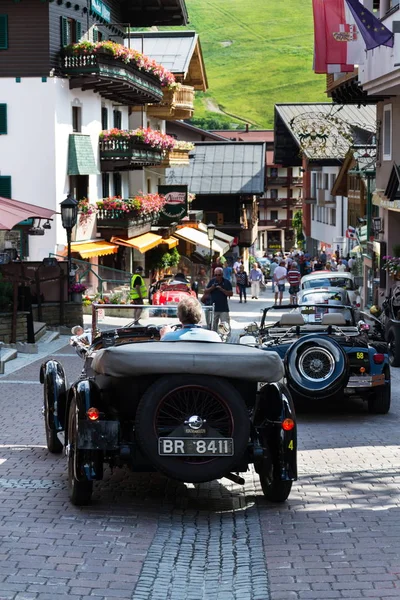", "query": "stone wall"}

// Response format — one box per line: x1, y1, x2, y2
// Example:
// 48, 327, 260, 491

0, 313, 28, 343
32, 303, 83, 328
